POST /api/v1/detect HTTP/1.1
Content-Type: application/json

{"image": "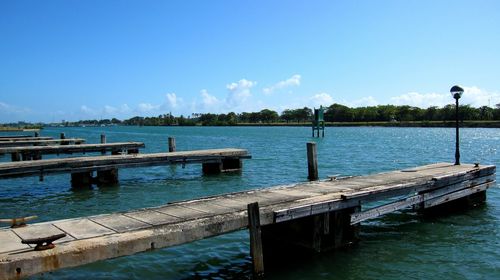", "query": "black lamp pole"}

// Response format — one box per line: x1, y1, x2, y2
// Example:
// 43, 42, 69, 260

454, 96, 460, 165
450, 85, 464, 165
